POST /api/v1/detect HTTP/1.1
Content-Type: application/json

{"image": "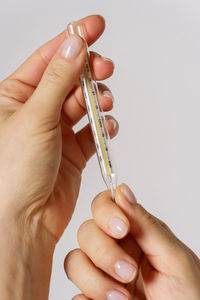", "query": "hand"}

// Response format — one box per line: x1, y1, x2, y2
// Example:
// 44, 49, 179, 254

0, 15, 118, 244
65, 184, 200, 300
0, 15, 118, 299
